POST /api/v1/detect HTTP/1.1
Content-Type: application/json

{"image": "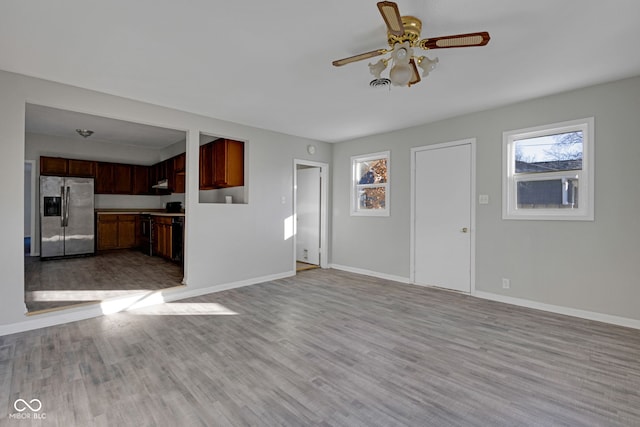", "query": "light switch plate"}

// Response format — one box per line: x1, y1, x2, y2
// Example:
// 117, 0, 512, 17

479, 194, 489, 204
